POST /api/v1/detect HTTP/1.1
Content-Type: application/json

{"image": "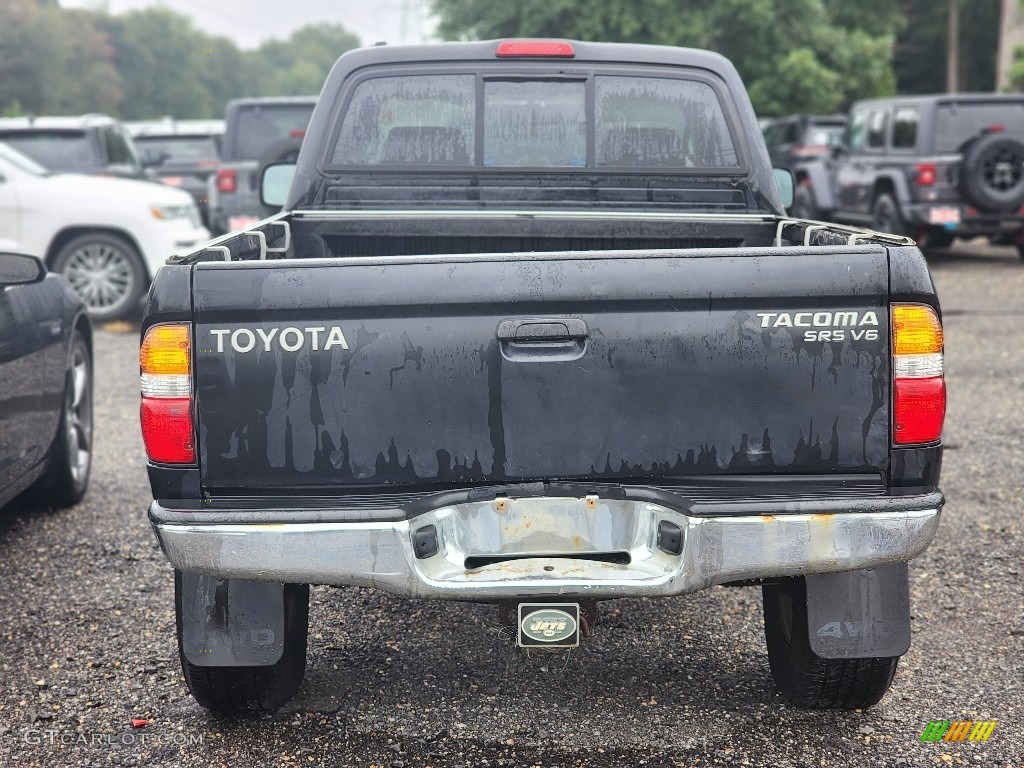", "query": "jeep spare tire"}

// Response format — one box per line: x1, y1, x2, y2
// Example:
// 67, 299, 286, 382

960, 132, 1024, 212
